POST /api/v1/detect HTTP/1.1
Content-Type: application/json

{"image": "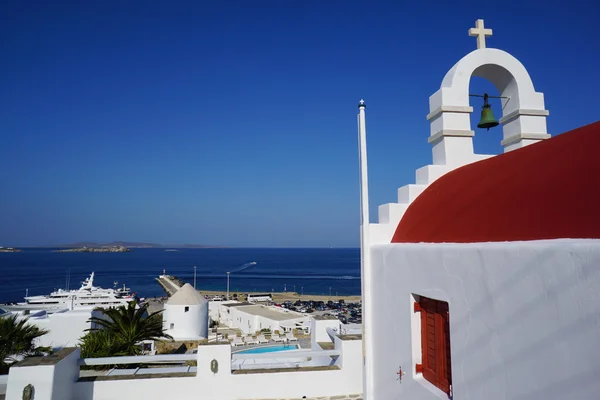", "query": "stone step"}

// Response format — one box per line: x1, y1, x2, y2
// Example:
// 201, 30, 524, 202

397, 184, 426, 204
415, 164, 453, 185
377, 203, 408, 225
368, 222, 398, 245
